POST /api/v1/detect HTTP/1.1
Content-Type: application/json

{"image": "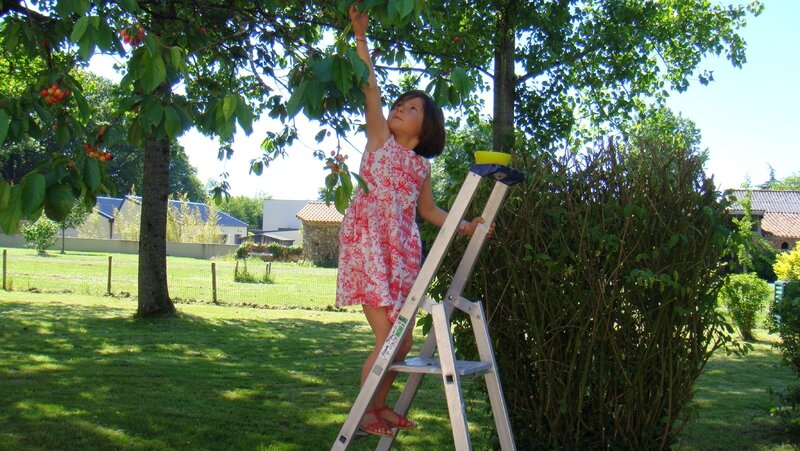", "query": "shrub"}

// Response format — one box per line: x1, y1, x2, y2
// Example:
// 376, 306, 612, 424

775, 243, 800, 280
233, 241, 302, 261
20, 216, 58, 254
718, 273, 770, 340
430, 127, 738, 448
771, 281, 800, 422
233, 259, 273, 284
752, 245, 778, 282
774, 281, 800, 372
